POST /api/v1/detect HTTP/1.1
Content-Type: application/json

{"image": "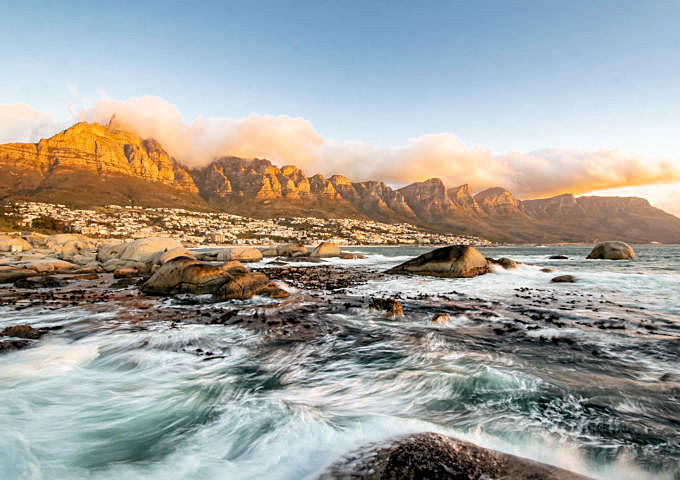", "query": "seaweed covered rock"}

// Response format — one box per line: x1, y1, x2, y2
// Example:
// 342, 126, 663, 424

317, 432, 590, 480
387, 245, 490, 278
1, 324, 44, 339
369, 297, 403, 317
